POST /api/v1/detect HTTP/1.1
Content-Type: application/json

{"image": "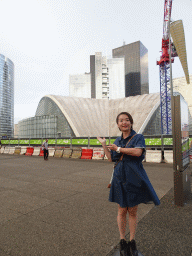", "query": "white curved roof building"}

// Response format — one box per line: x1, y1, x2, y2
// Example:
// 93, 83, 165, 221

33, 93, 160, 137
17, 75, 192, 138
173, 75, 192, 119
